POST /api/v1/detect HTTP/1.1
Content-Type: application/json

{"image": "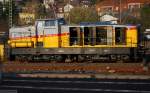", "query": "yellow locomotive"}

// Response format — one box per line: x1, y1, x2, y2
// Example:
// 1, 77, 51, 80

7, 18, 141, 62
